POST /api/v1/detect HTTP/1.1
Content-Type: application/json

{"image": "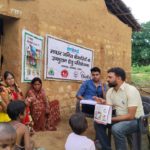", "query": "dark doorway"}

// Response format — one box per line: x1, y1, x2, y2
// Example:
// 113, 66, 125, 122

0, 18, 4, 76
